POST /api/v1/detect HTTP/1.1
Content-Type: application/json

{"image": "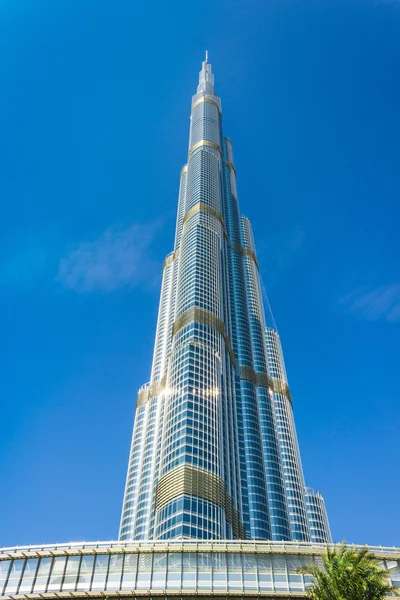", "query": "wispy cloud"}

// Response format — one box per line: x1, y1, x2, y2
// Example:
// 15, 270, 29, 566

57, 223, 160, 293
339, 284, 400, 323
